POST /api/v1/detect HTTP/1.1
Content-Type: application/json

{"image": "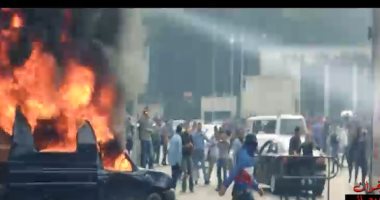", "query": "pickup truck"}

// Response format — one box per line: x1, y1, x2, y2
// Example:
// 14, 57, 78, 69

0, 110, 175, 200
